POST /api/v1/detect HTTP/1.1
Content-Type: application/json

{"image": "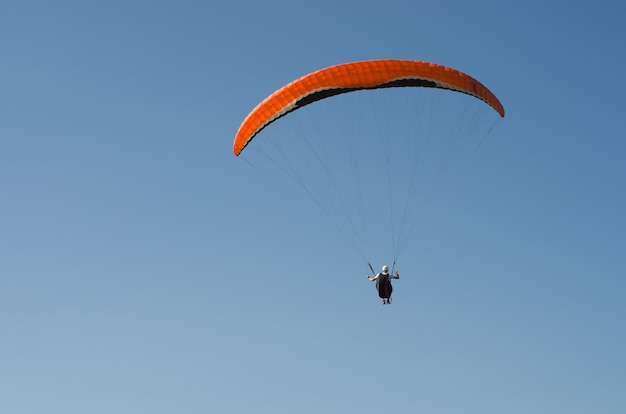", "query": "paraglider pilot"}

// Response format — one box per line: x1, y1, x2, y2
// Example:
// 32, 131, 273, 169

367, 265, 399, 304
